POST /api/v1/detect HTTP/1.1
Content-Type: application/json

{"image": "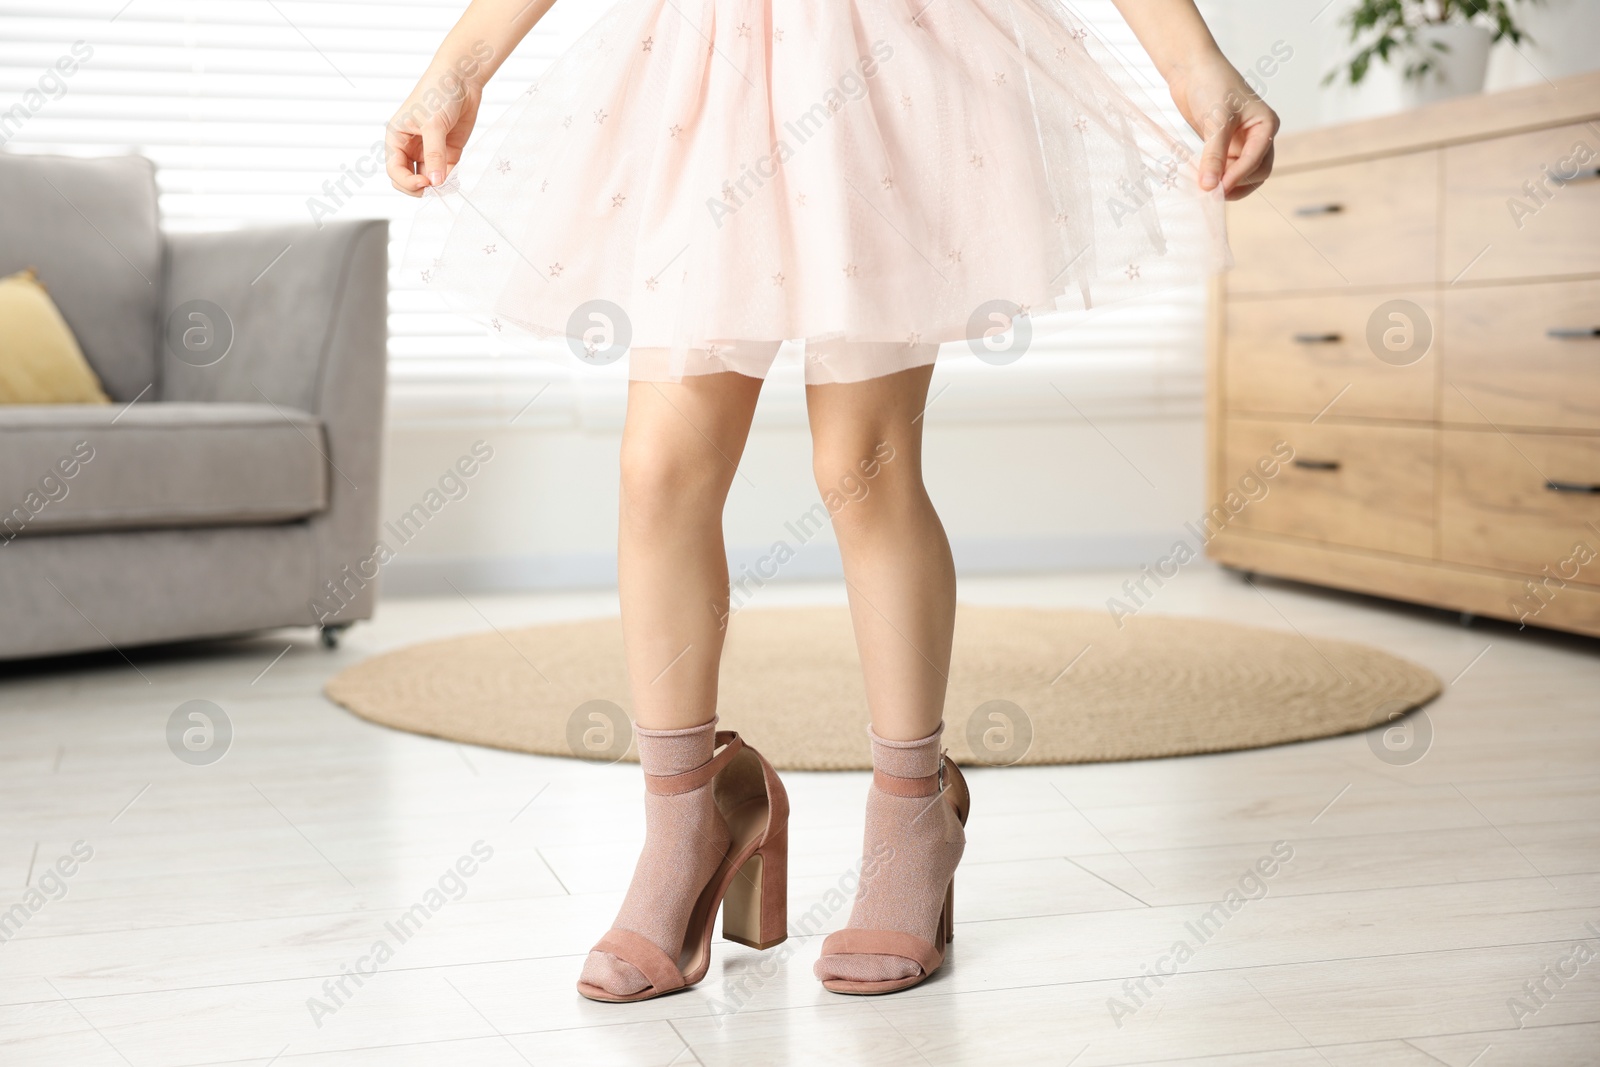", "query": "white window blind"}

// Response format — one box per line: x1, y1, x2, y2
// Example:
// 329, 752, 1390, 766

0, 0, 1205, 424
